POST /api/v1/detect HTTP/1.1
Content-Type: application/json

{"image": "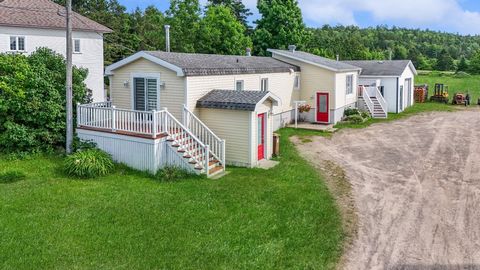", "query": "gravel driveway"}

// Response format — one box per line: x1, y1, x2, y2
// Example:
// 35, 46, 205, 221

296, 110, 480, 270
